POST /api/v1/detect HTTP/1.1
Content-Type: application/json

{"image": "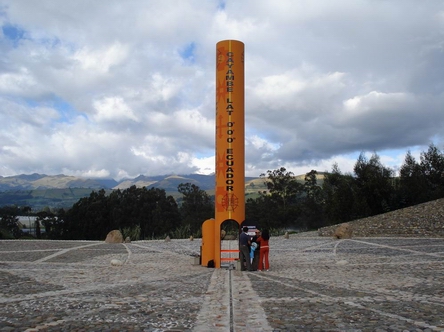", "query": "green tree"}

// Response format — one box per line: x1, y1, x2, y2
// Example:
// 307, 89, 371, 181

177, 183, 213, 235
323, 164, 358, 224
36, 209, 65, 239
63, 189, 110, 240
300, 170, 326, 230
0, 206, 21, 239
259, 167, 304, 228
353, 152, 395, 216
260, 167, 303, 209
64, 186, 181, 240
246, 194, 280, 230
104, 186, 178, 239
399, 150, 427, 206
419, 144, 444, 201
138, 187, 181, 238
35, 219, 41, 239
